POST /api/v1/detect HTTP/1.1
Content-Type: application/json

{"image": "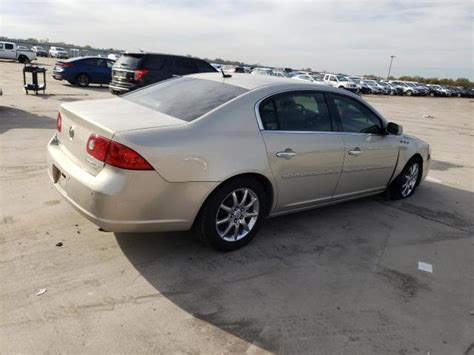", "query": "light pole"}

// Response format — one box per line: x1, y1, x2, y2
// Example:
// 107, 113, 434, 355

387, 55, 395, 79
